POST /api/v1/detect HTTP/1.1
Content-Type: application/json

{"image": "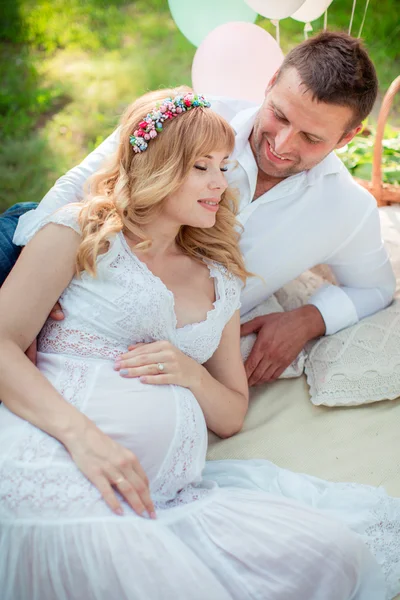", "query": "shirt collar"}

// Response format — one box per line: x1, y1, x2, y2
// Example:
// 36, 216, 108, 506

230, 106, 259, 160
305, 151, 344, 184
